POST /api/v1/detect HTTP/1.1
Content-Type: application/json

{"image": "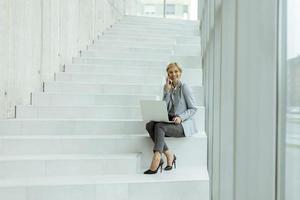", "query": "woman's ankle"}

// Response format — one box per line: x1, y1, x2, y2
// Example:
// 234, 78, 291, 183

153, 151, 162, 159
163, 150, 174, 165
163, 150, 172, 158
